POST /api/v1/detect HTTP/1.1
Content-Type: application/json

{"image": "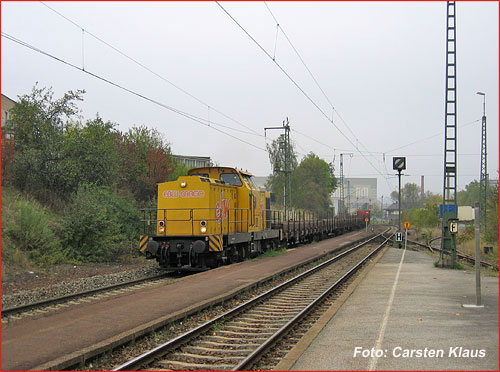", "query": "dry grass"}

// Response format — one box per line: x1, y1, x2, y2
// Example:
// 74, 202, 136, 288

458, 238, 498, 264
